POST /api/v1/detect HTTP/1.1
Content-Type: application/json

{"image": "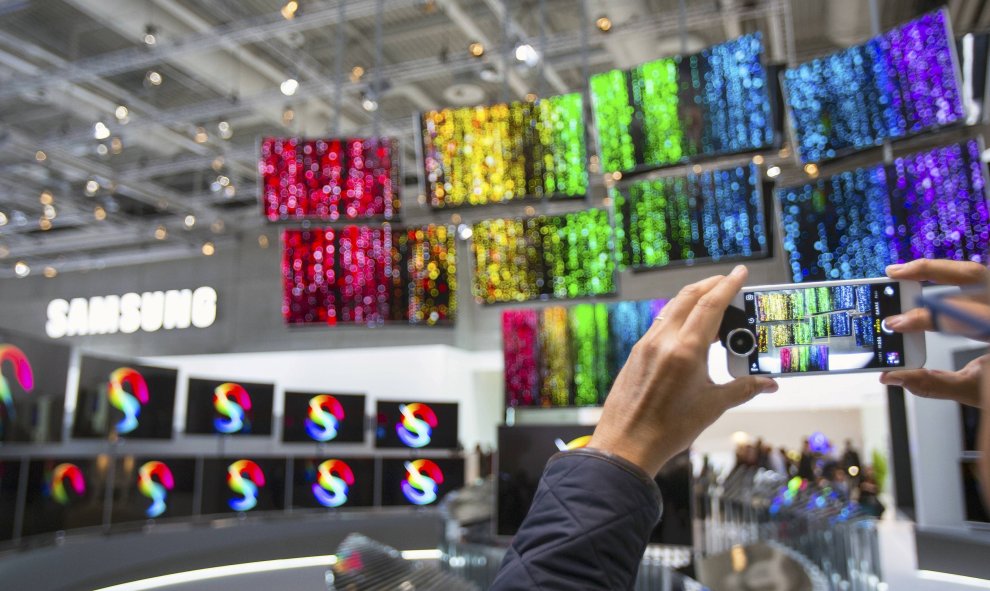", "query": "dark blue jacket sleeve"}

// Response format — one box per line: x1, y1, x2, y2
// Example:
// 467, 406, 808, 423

490, 448, 663, 590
